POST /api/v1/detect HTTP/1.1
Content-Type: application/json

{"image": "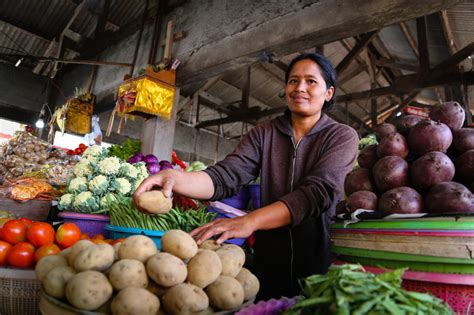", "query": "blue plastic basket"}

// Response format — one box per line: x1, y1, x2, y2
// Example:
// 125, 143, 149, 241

105, 224, 165, 250
207, 206, 247, 246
